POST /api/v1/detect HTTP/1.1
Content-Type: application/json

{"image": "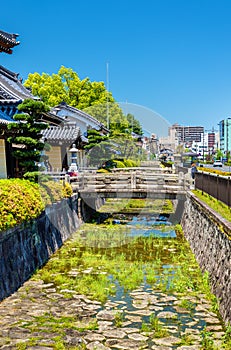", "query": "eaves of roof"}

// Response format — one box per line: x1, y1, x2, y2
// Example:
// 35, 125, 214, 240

0, 65, 35, 101
0, 30, 20, 54
41, 125, 80, 143
0, 118, 11, 124
51, 102, 109, 133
